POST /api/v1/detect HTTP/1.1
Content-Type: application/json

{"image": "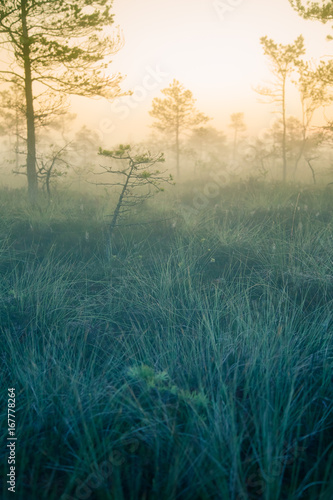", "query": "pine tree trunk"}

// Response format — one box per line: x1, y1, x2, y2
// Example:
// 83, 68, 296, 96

282, 77, 287, 183
106, 160, 136, 258
176, 113, 180, 177
21, 0, 38, 202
